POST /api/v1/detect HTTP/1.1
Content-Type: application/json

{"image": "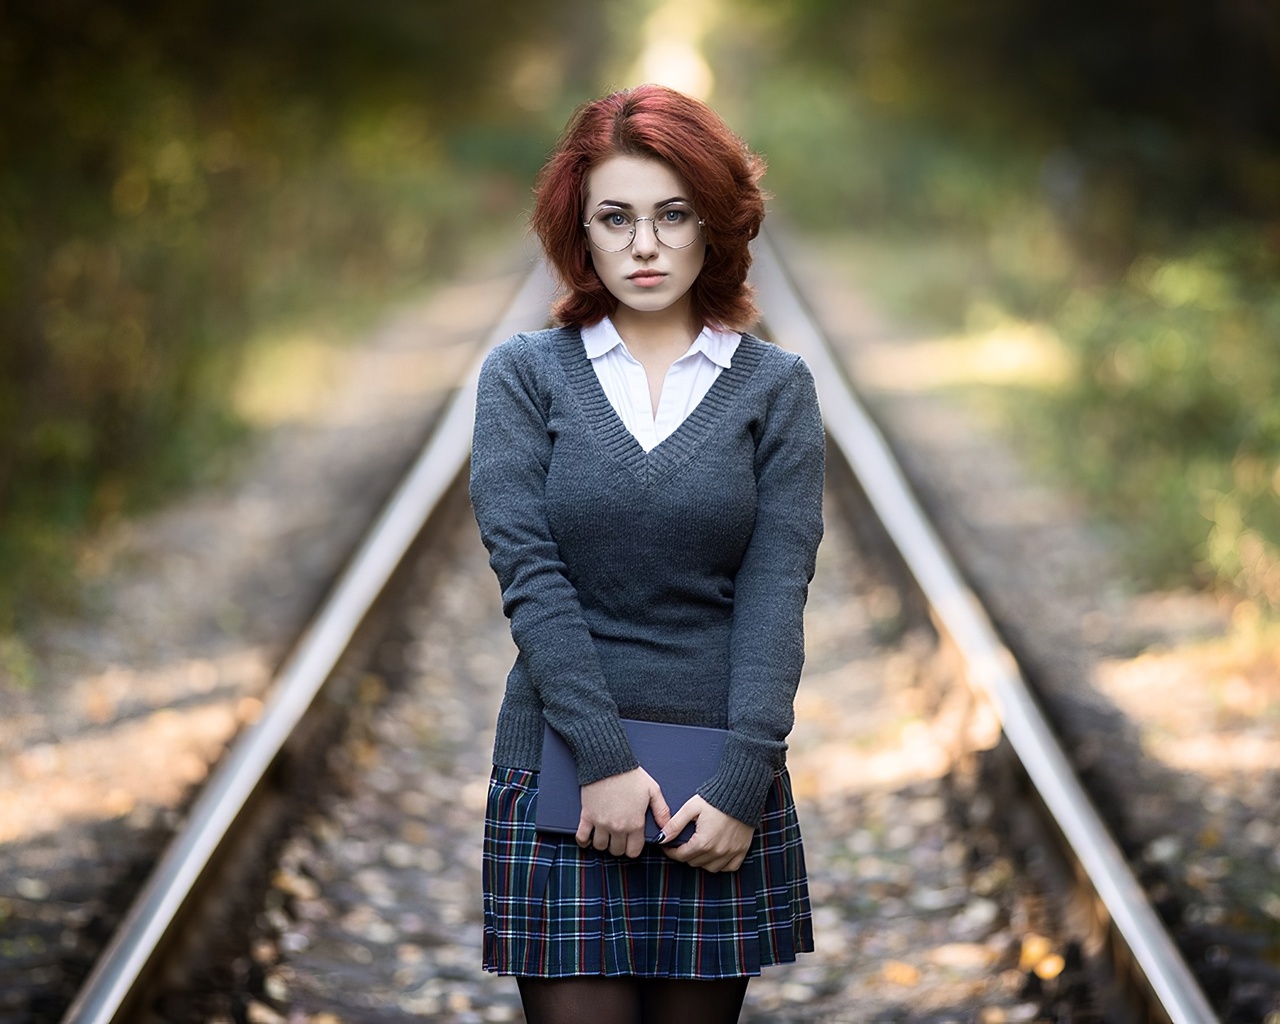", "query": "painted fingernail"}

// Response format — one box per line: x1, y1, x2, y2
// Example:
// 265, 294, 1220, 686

655, 831, 666, 844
